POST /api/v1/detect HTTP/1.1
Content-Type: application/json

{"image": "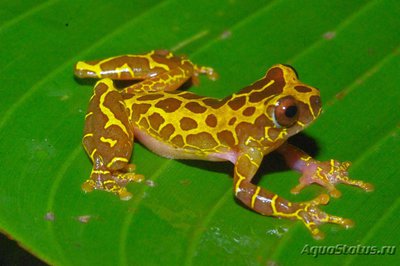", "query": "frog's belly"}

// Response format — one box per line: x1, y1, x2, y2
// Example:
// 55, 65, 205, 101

134, 127, 238, 164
